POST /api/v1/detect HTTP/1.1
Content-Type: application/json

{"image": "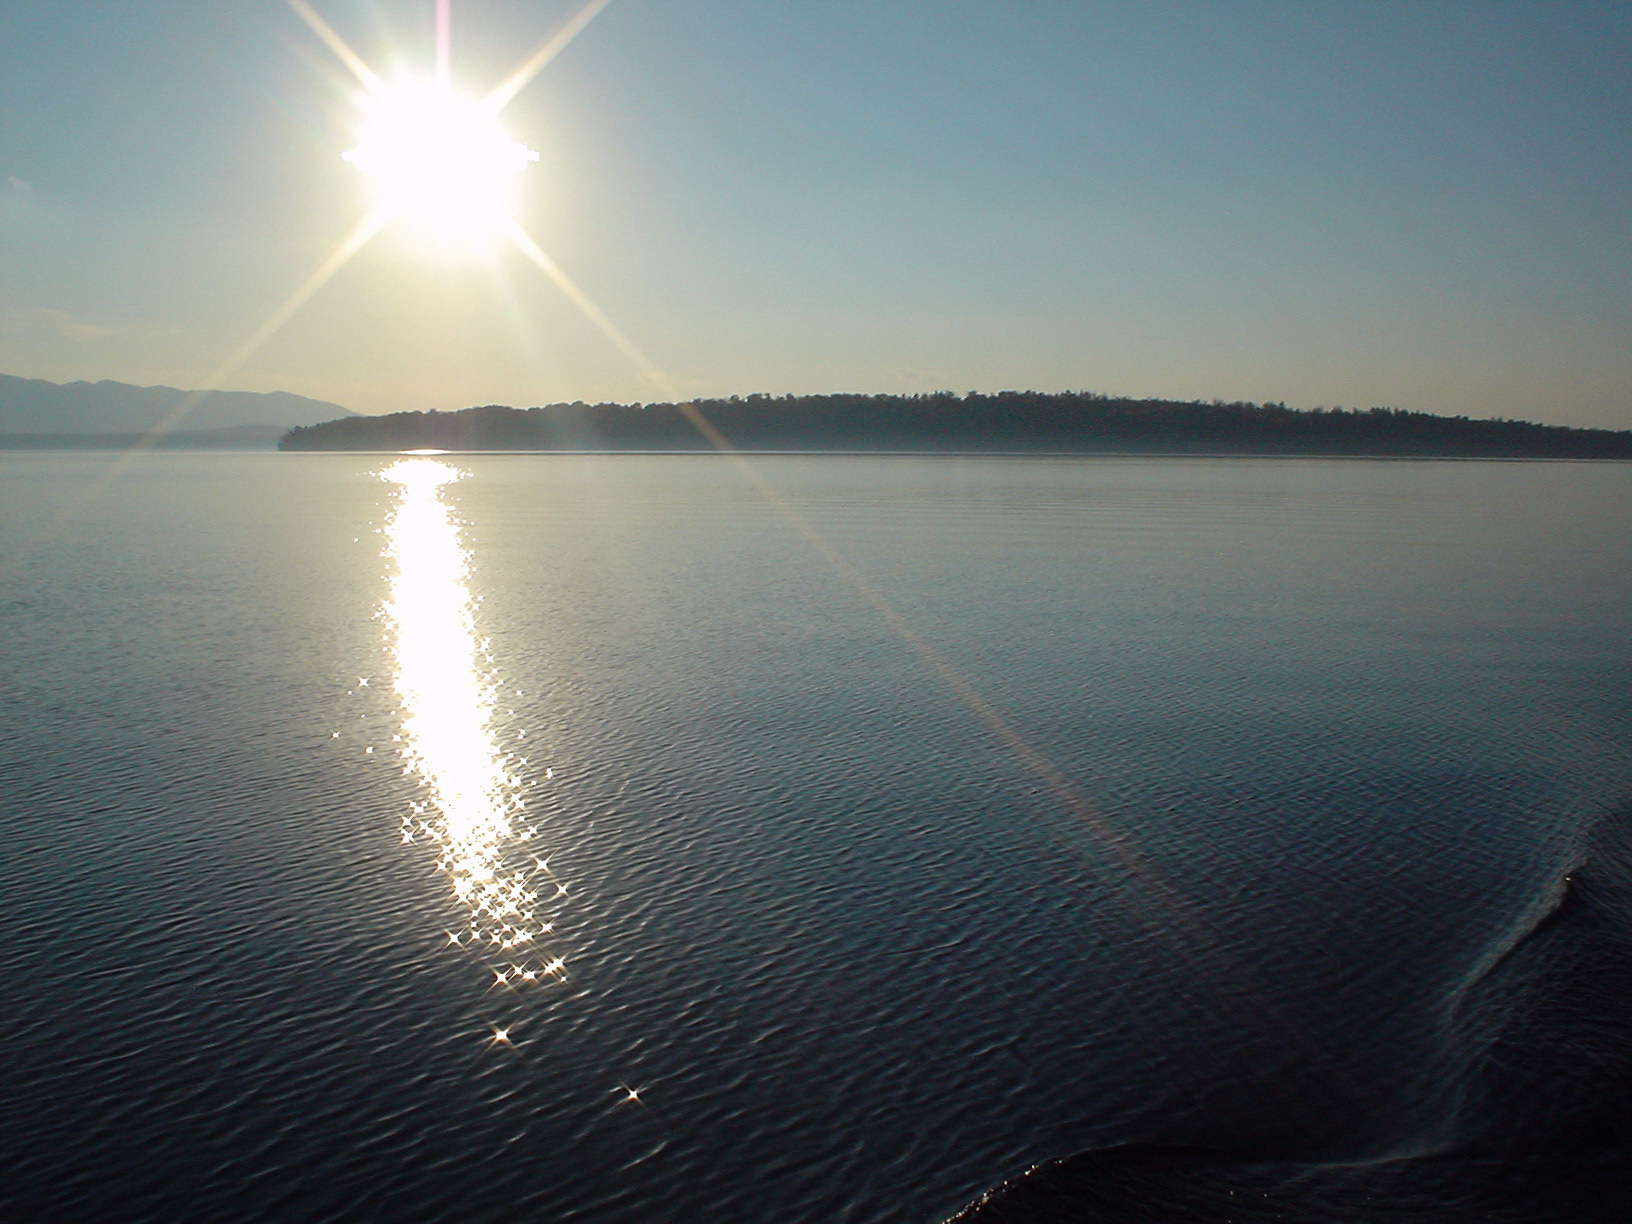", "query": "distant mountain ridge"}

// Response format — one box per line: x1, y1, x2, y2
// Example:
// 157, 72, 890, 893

0, 374, 354, 435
